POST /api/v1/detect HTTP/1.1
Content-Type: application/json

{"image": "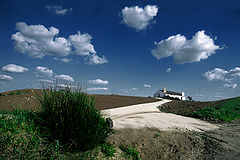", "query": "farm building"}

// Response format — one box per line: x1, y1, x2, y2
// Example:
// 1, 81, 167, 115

154, 87, 186, 100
